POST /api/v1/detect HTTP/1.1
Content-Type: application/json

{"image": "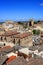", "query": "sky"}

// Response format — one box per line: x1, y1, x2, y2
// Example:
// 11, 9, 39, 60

0, 0, 43, 21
